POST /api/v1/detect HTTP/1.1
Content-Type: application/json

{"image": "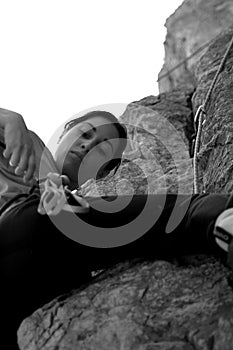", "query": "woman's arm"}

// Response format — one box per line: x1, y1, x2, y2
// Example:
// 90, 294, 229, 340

0, 108, 36, 183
